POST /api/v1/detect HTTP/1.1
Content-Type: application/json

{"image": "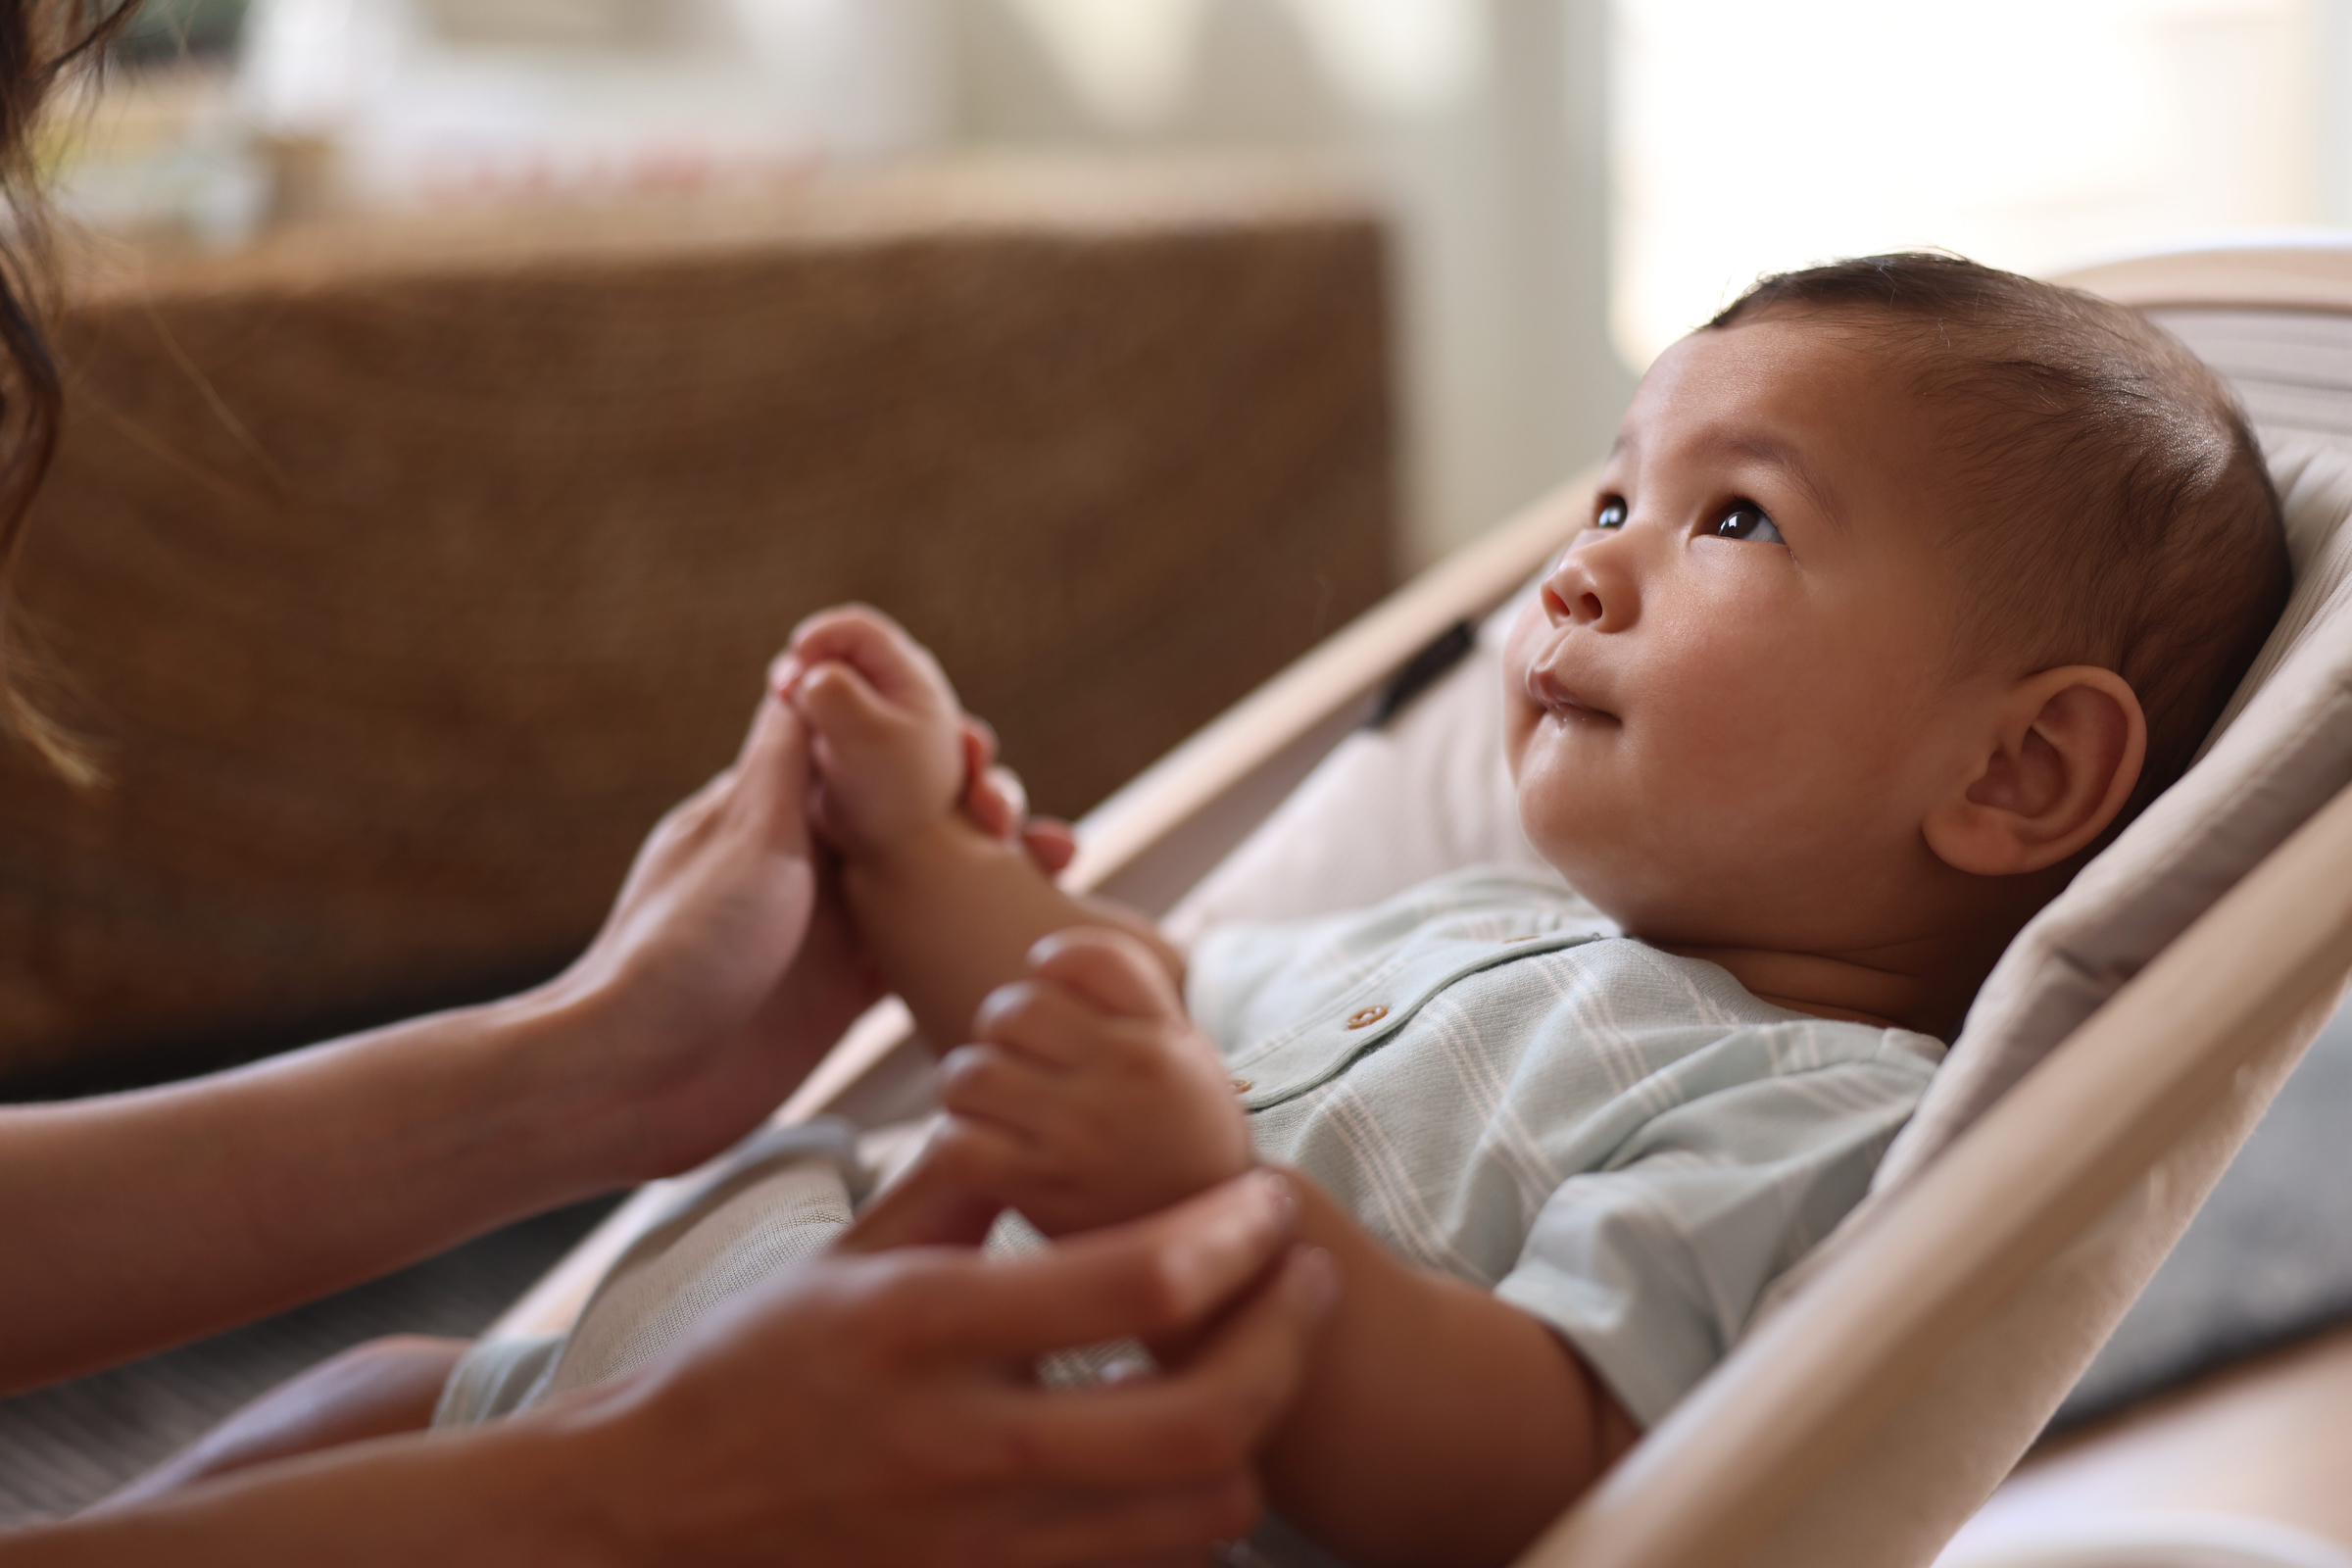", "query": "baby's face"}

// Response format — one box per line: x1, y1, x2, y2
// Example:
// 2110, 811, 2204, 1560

1504, 316, 1985, 950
